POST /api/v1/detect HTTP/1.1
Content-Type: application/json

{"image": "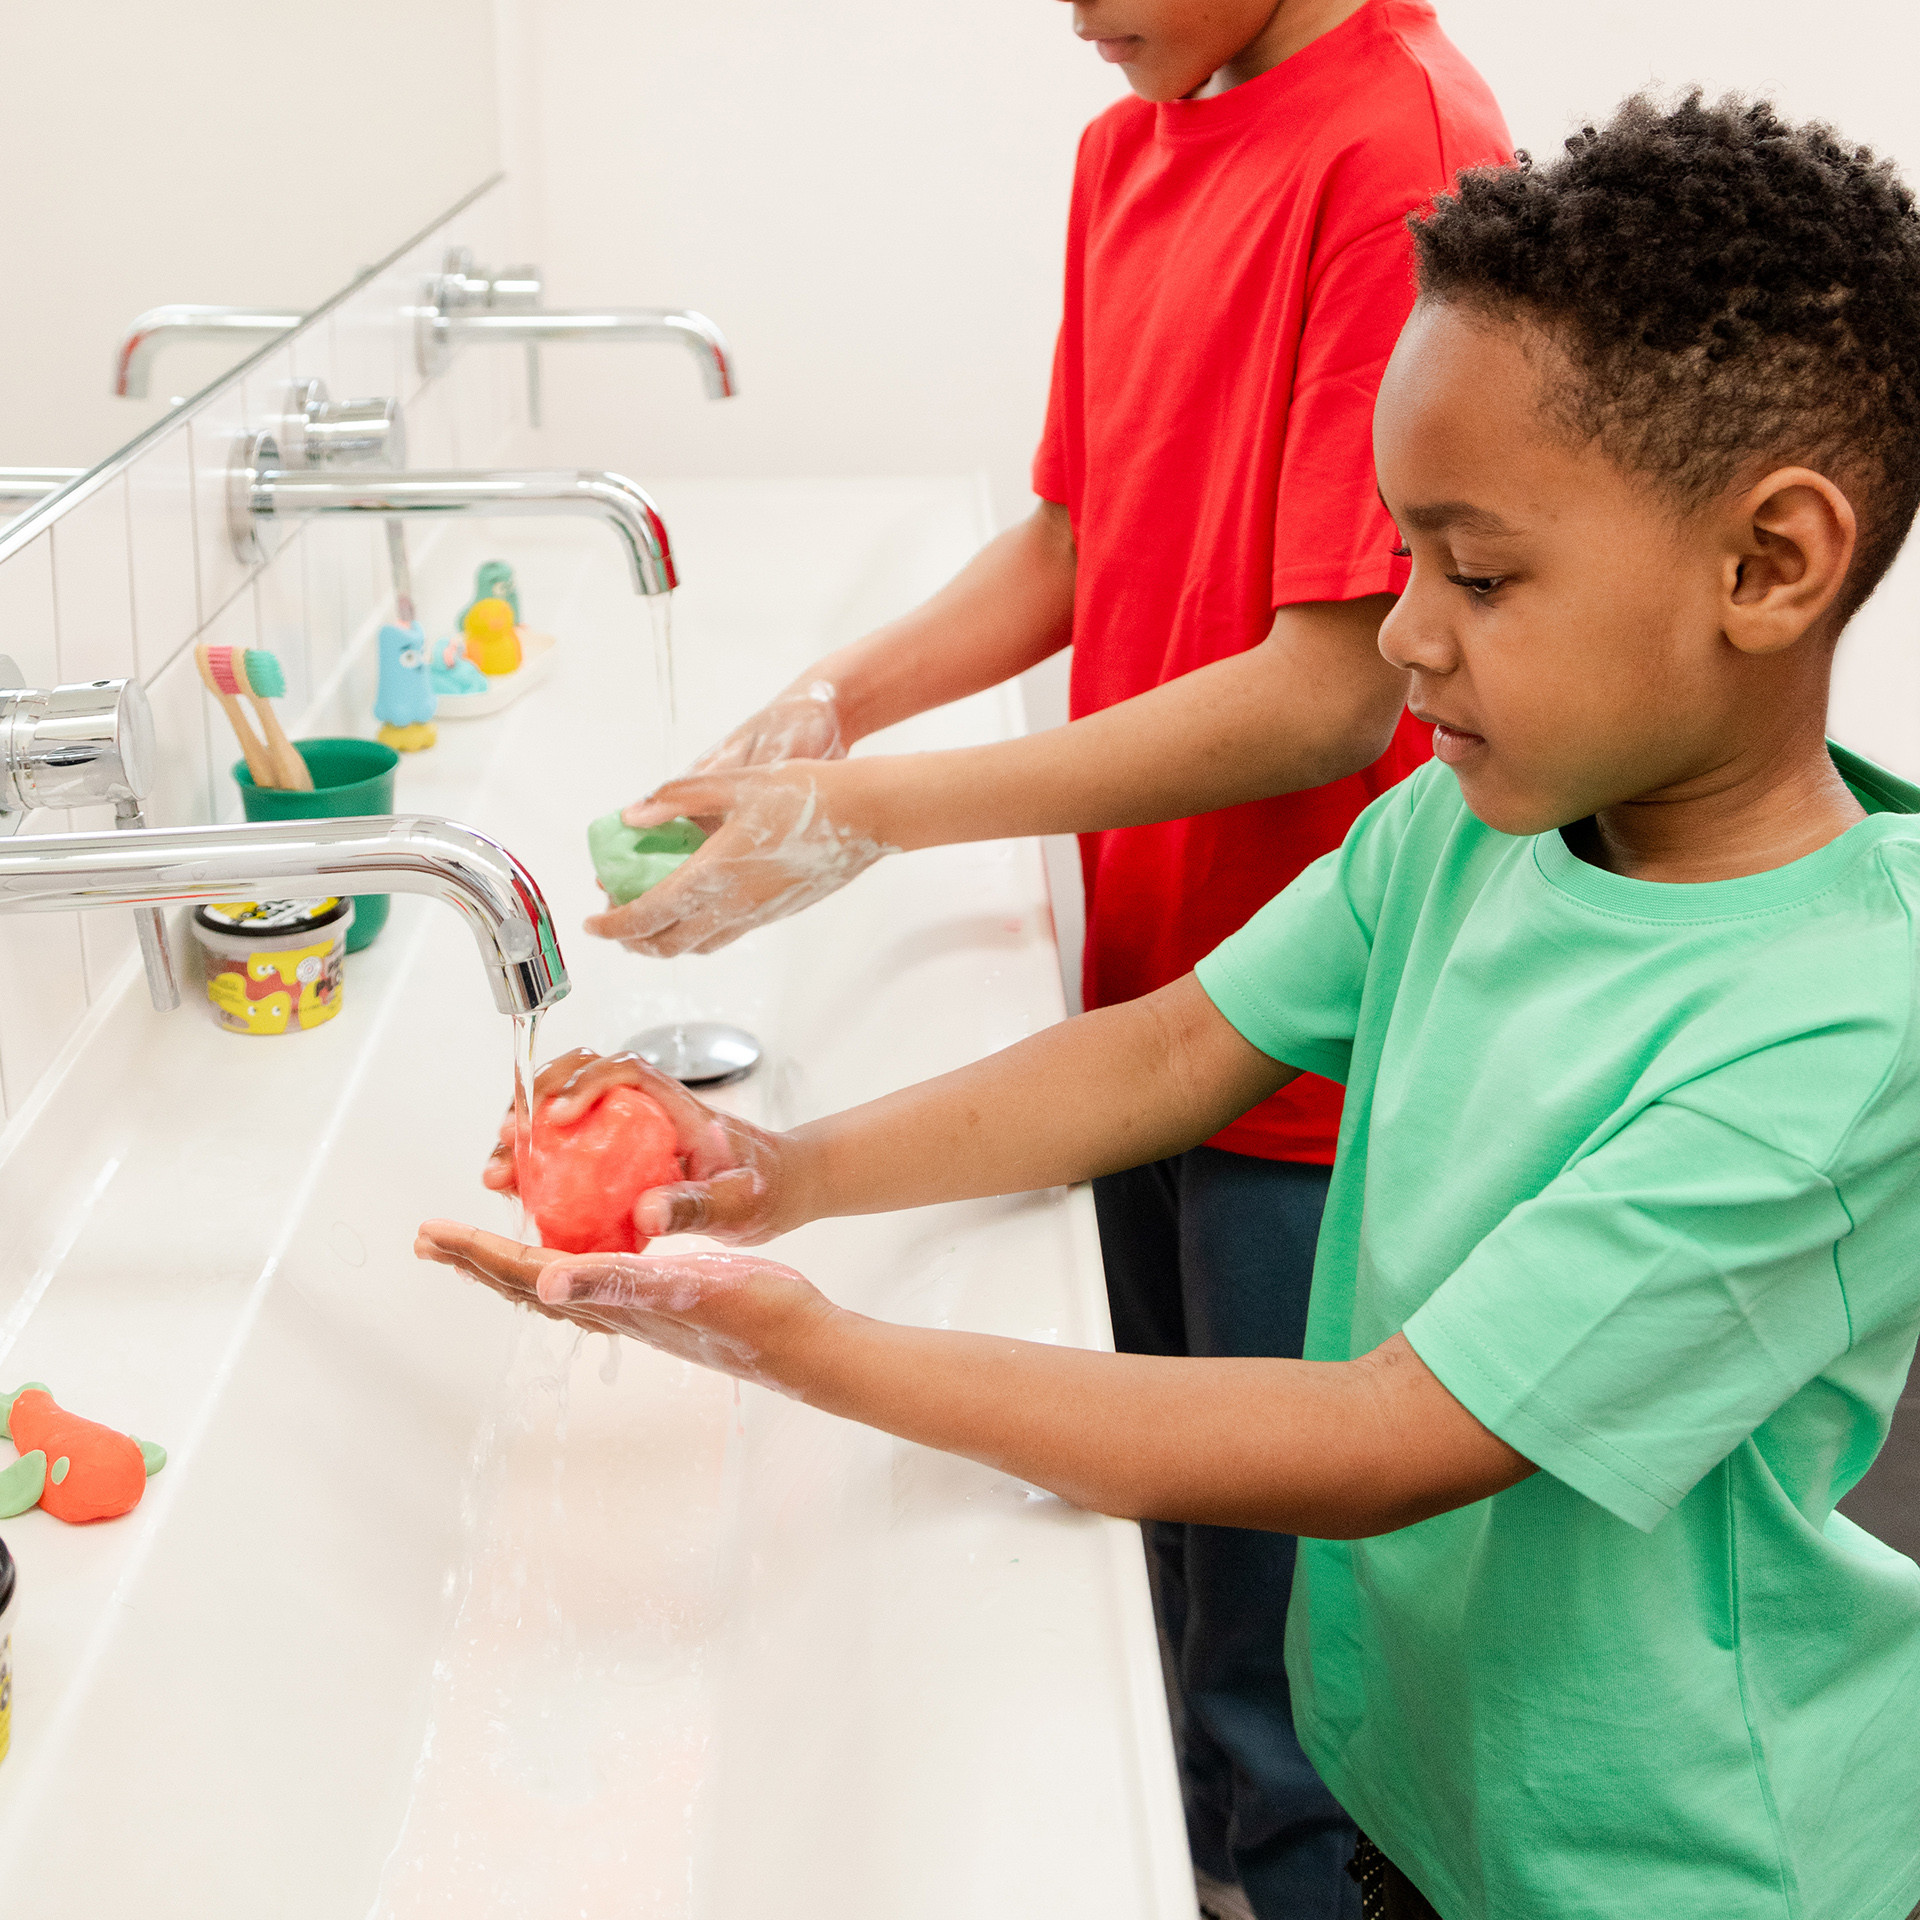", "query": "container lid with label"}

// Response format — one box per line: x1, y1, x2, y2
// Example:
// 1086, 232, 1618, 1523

193, 898, 351, 937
